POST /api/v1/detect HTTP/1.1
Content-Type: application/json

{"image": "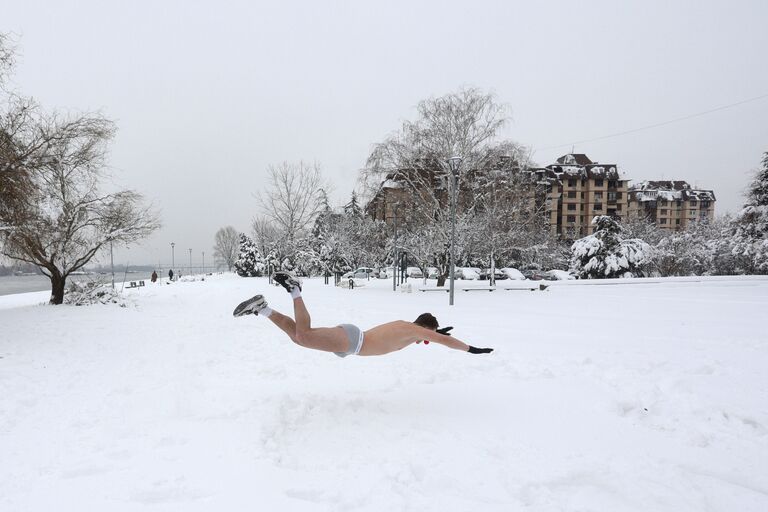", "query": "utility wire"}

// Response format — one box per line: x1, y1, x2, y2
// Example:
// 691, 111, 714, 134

536, 92, 768, 152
